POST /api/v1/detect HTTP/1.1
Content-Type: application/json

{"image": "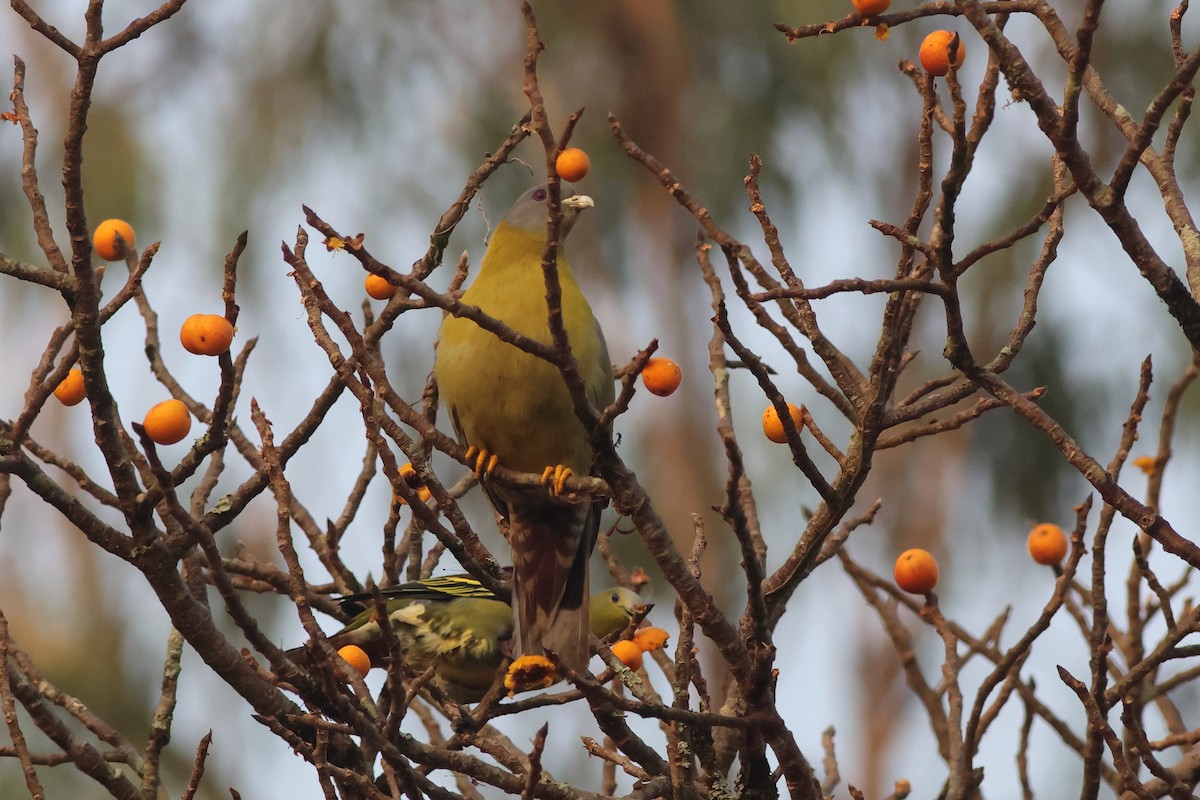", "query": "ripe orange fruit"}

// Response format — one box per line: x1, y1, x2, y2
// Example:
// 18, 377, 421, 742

762, 402, 803, 443
142, 399, 192, 445
632, 626, 670, 653
555, 147, 590, 182
642, 357, 682, 396
180, 314, 234, 356
611, 639, 643, 671
893, 548, 939, 594
364, 273, 397, 301
1027, 523, 1068, 566
852, 0, 891, 15
919, 30, 966, 76
336, 645, 372, 679
53, 368, 86, 406
92, 218, 136, 261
